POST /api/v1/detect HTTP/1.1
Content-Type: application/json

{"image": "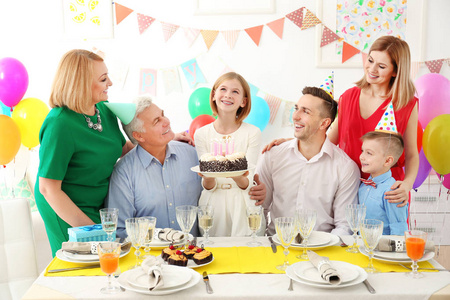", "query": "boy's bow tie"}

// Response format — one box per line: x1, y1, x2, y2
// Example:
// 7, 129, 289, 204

360, 178, 377, 188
